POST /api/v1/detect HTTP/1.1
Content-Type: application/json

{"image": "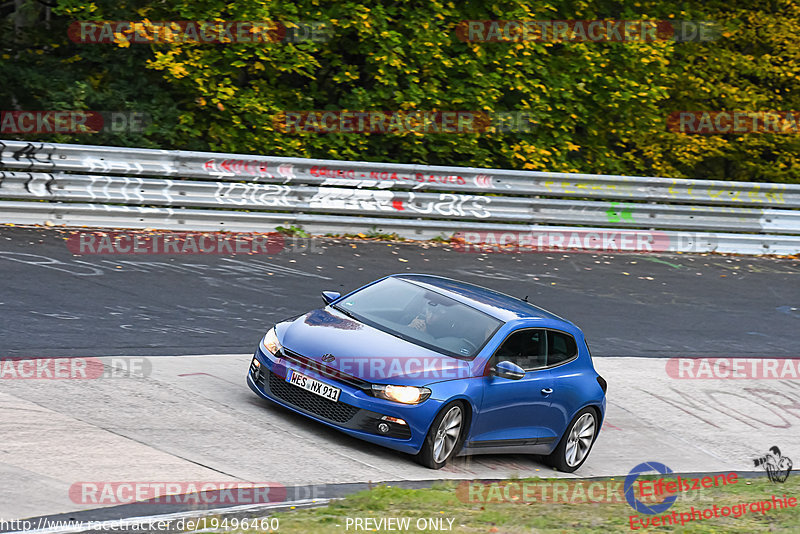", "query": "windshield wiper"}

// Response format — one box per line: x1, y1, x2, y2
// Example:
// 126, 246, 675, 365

332, 304, 360, 321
